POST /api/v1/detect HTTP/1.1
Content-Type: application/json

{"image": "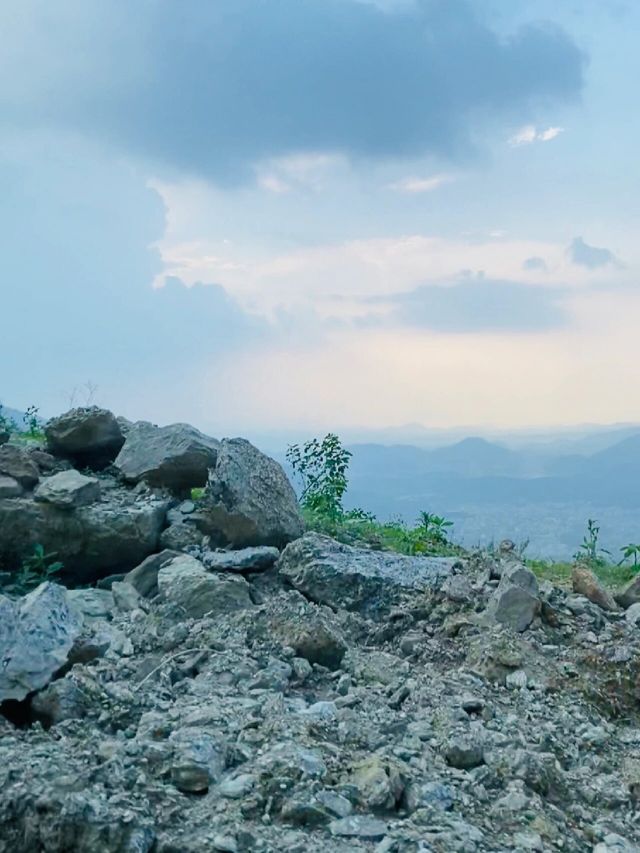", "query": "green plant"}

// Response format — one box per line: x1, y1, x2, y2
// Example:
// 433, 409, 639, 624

417, 511, 453, 545
190, 487, 206, 501
1, 545, 63, 596
0, 404, 17, 435
287, 433, 352, 519
22, 405, 41, 436
618, 543, 640, 569
575, 518, 612, 567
